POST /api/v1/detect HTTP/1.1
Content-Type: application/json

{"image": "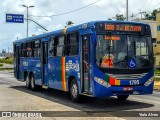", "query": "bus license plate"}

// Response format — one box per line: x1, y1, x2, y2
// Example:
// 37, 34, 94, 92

123, 87, 133, 91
